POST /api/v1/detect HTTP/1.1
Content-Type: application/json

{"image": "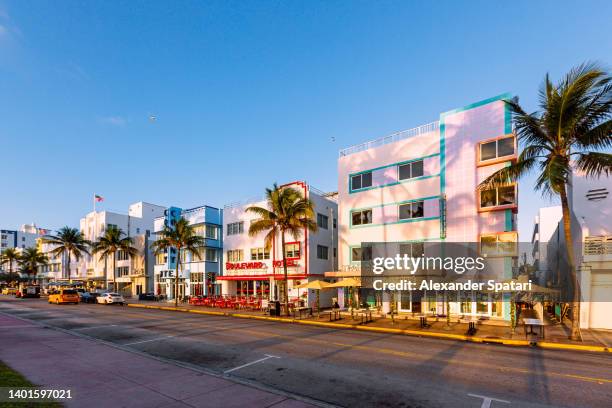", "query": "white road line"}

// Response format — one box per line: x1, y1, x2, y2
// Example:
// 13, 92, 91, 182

224, 354, 280, 374
72, 324, 117, 331
123, 335, 175, 346
468, 394, 510, 408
